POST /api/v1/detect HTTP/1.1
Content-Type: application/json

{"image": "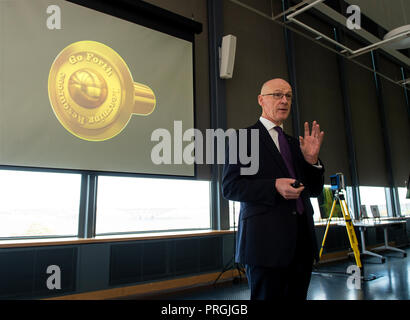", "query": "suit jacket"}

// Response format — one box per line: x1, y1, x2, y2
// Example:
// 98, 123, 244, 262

222, 120, 324, 268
